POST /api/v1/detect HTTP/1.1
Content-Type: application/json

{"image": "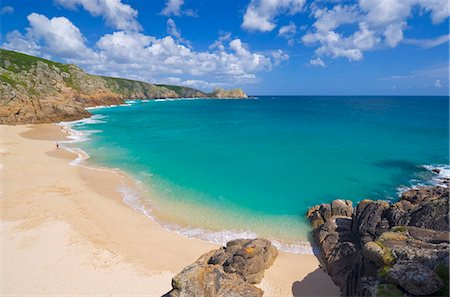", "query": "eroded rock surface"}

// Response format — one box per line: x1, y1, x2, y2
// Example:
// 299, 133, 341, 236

307, 185, 449, 296
0, 49, 248, 124
164, 238, 277, 297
